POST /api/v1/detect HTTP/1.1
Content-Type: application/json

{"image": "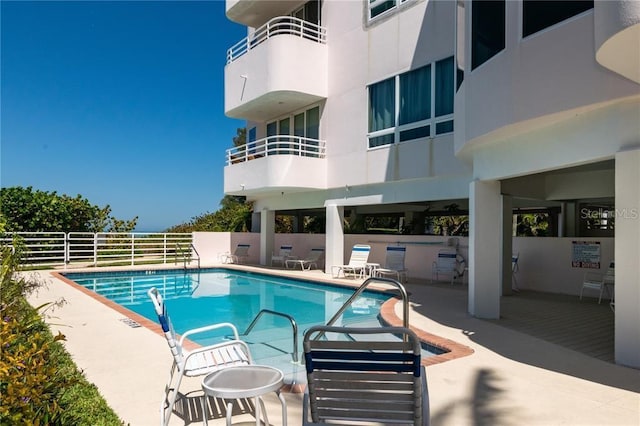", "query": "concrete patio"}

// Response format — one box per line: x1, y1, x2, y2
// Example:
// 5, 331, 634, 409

27, 264, 639, 425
